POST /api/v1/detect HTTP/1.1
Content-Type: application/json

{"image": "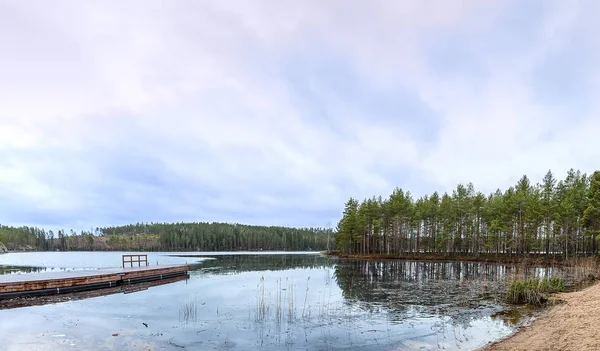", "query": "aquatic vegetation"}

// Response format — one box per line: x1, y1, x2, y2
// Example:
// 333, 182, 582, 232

254, 274, 350, 328
506, 278, 564, 305
302, 276, 310, 318
179, 298, 197, 323
565, 257, 598, 283
256, 275, 269, 323
287, 278, 295, 323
